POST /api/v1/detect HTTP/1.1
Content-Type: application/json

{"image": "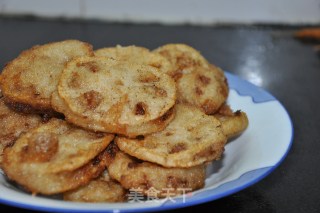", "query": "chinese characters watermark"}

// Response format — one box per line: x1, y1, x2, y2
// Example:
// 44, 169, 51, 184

127, 187, 192, 203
